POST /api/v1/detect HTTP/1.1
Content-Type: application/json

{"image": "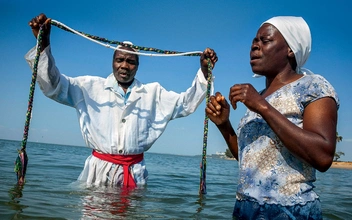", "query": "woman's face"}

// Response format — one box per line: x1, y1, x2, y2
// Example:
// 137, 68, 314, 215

250, 23, 291, 76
